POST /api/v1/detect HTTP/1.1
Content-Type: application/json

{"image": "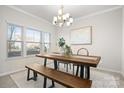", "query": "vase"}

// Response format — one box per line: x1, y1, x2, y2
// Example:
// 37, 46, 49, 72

60, 47, 65, 55
64, 48, 72, 56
